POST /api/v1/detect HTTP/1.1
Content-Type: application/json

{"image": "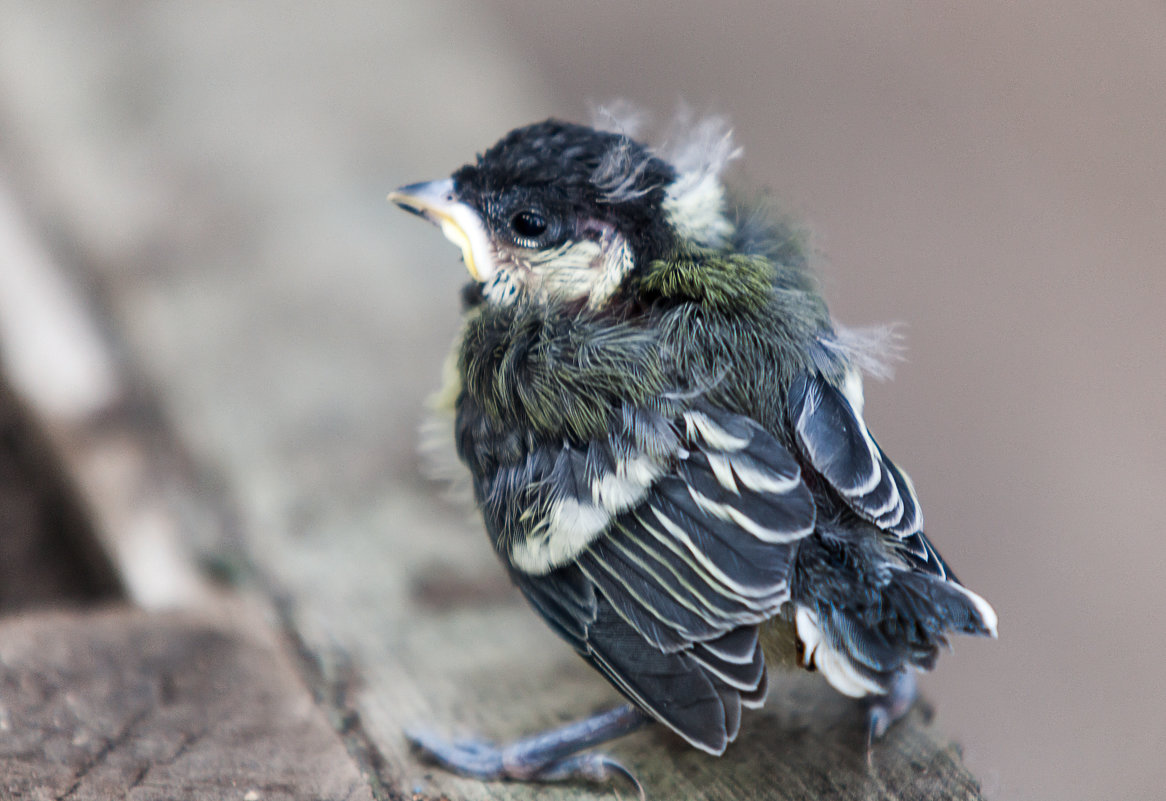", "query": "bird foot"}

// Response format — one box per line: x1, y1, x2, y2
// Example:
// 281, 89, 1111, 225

864, 669, 917, 764
407, 727, 643, 798
407, 729, 508, 778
